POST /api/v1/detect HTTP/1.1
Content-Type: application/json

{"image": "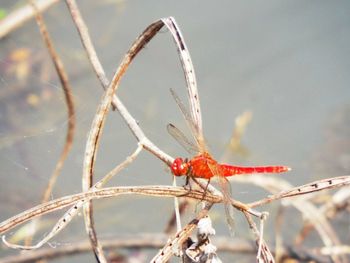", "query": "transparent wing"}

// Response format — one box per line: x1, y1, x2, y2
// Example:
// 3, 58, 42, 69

162, 17, 203, 140
207, 161, 235, 235
170, 88, 207, 153
218, 175, 235, 235
167, 123, 199, 155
